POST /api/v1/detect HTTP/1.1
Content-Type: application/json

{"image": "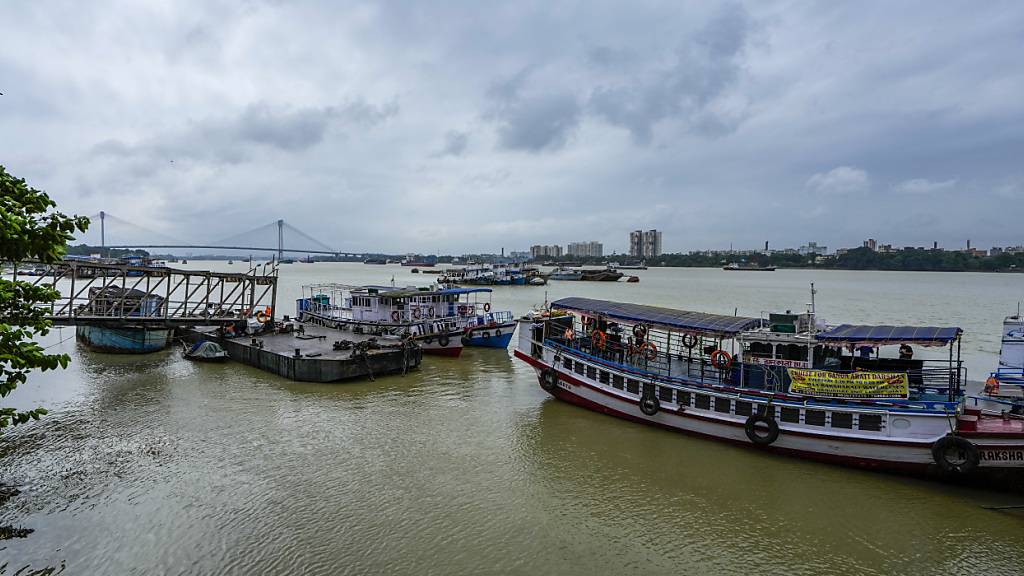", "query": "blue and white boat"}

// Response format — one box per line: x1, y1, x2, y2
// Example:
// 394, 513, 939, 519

985, 311, 1024, 402
444, 287, 516, 348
